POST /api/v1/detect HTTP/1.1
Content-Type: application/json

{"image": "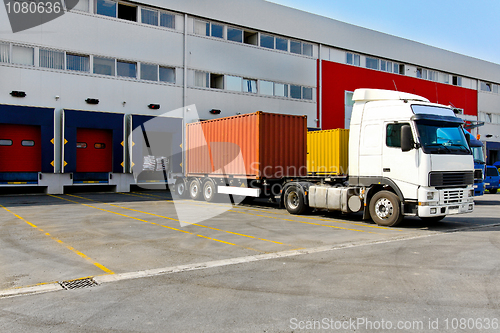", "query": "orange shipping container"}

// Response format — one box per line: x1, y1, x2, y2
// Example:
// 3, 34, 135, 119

186, 112, 307, 179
